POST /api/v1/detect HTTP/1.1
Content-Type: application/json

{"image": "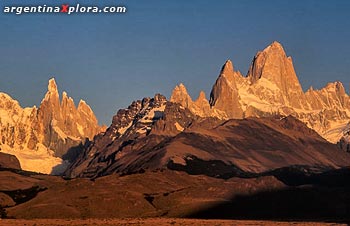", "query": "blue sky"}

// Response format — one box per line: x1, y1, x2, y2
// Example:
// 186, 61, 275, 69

1, 0, 350, 125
